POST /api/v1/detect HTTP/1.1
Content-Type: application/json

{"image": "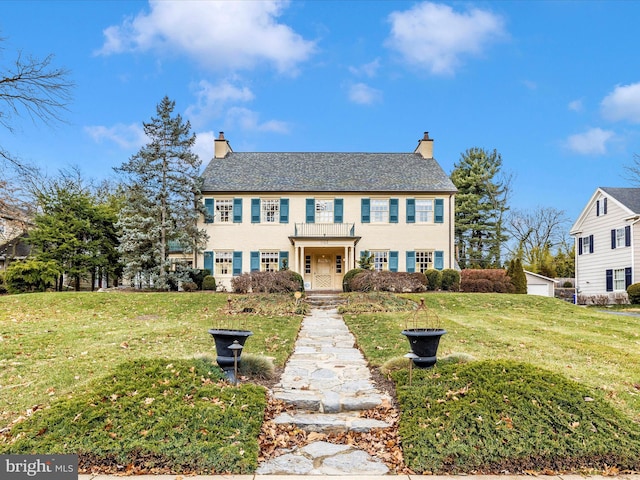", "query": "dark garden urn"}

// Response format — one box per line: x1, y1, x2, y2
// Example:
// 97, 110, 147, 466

208, 329, 253, 382
401, 328, 446, 368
